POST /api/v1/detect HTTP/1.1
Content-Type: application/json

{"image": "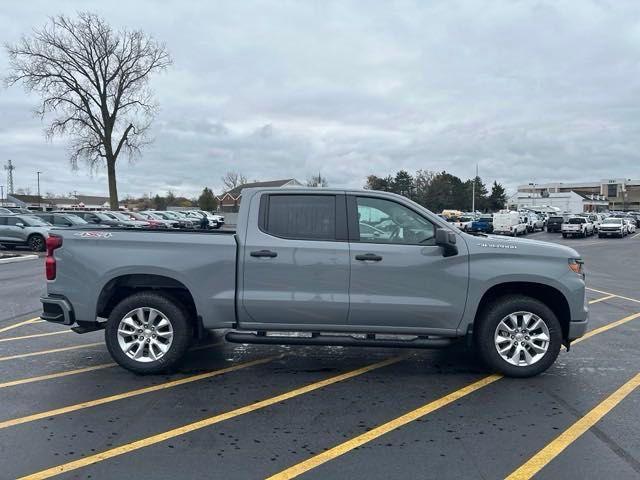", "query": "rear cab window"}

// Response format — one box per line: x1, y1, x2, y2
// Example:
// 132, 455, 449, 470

259, 194, 342, 241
